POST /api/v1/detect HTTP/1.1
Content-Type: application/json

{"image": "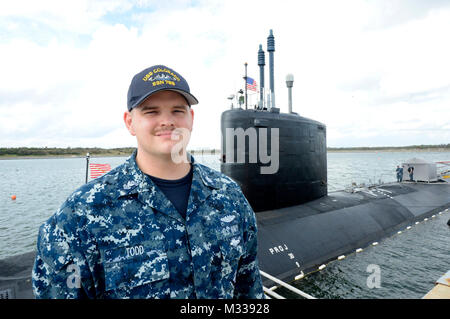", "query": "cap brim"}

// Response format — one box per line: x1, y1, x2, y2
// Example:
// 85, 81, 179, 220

130, 88, 198, 110
165, 89, 199, 106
